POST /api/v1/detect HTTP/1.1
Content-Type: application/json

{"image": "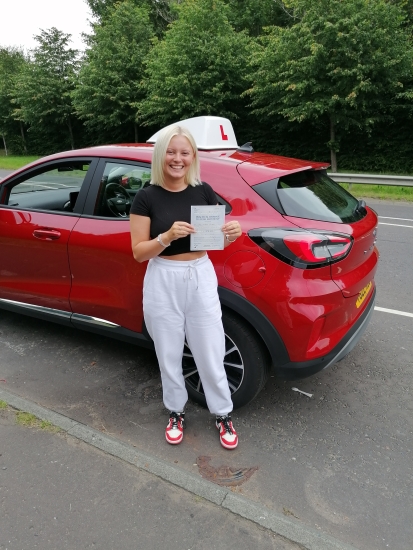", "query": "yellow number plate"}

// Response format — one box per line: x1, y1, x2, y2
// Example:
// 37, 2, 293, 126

356, 281, 372, 308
